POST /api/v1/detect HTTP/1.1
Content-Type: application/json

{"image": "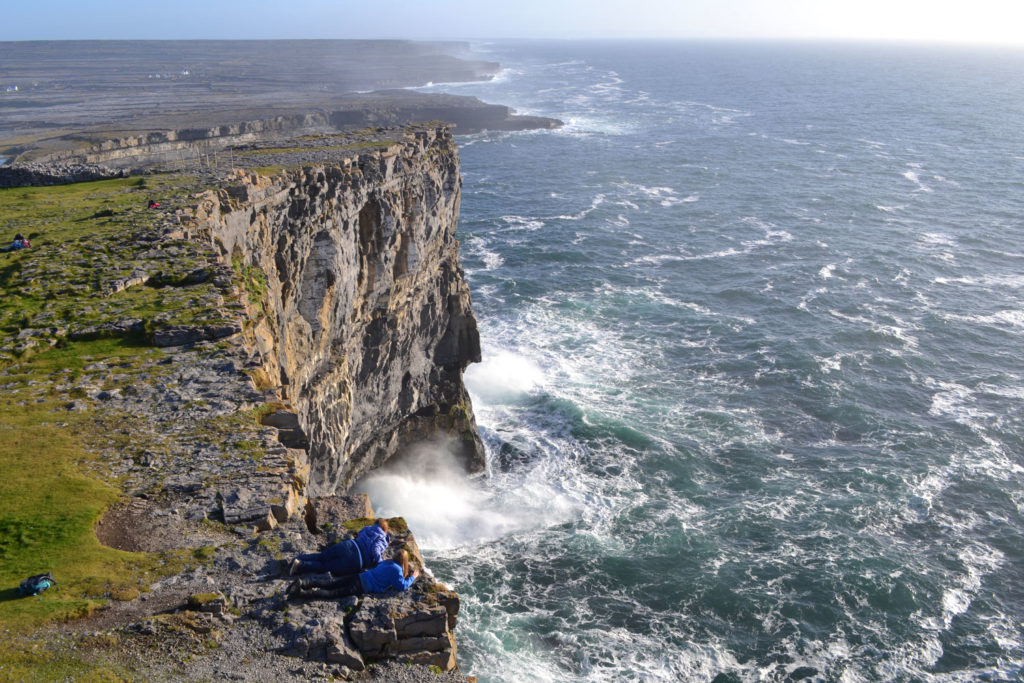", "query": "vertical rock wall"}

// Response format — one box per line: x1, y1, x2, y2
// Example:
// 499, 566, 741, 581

193, 127, 485, 495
